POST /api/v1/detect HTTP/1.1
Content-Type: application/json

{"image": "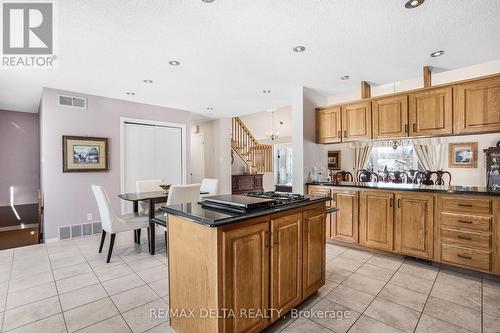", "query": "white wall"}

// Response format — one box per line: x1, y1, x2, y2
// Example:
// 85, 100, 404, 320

238, 106, 292, 140
192, 119, 232, 194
